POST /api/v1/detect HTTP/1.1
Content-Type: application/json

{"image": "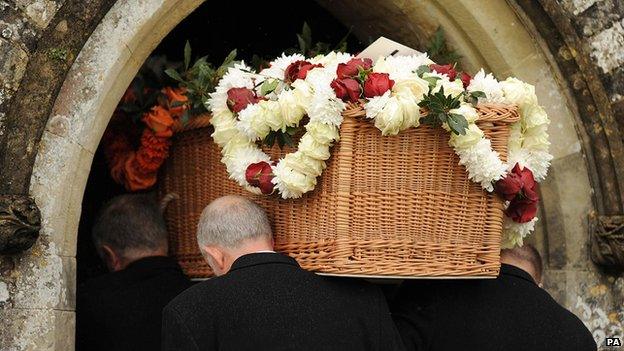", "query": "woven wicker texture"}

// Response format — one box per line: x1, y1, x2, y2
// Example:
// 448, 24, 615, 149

159, 103, 519, 278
